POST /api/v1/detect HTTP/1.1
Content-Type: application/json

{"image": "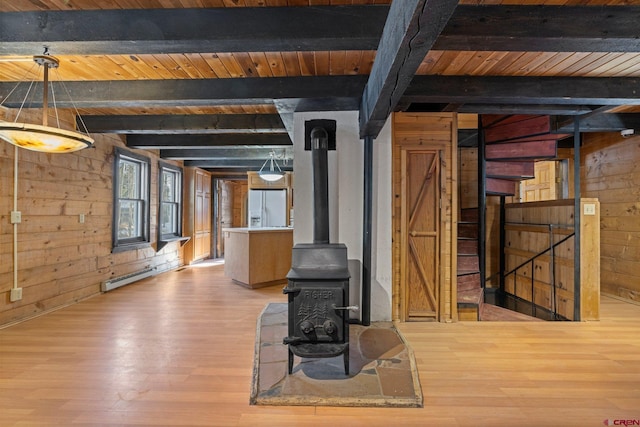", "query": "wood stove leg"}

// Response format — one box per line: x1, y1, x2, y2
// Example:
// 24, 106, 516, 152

288, 347, 294, 374
343, 348, 349, 376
